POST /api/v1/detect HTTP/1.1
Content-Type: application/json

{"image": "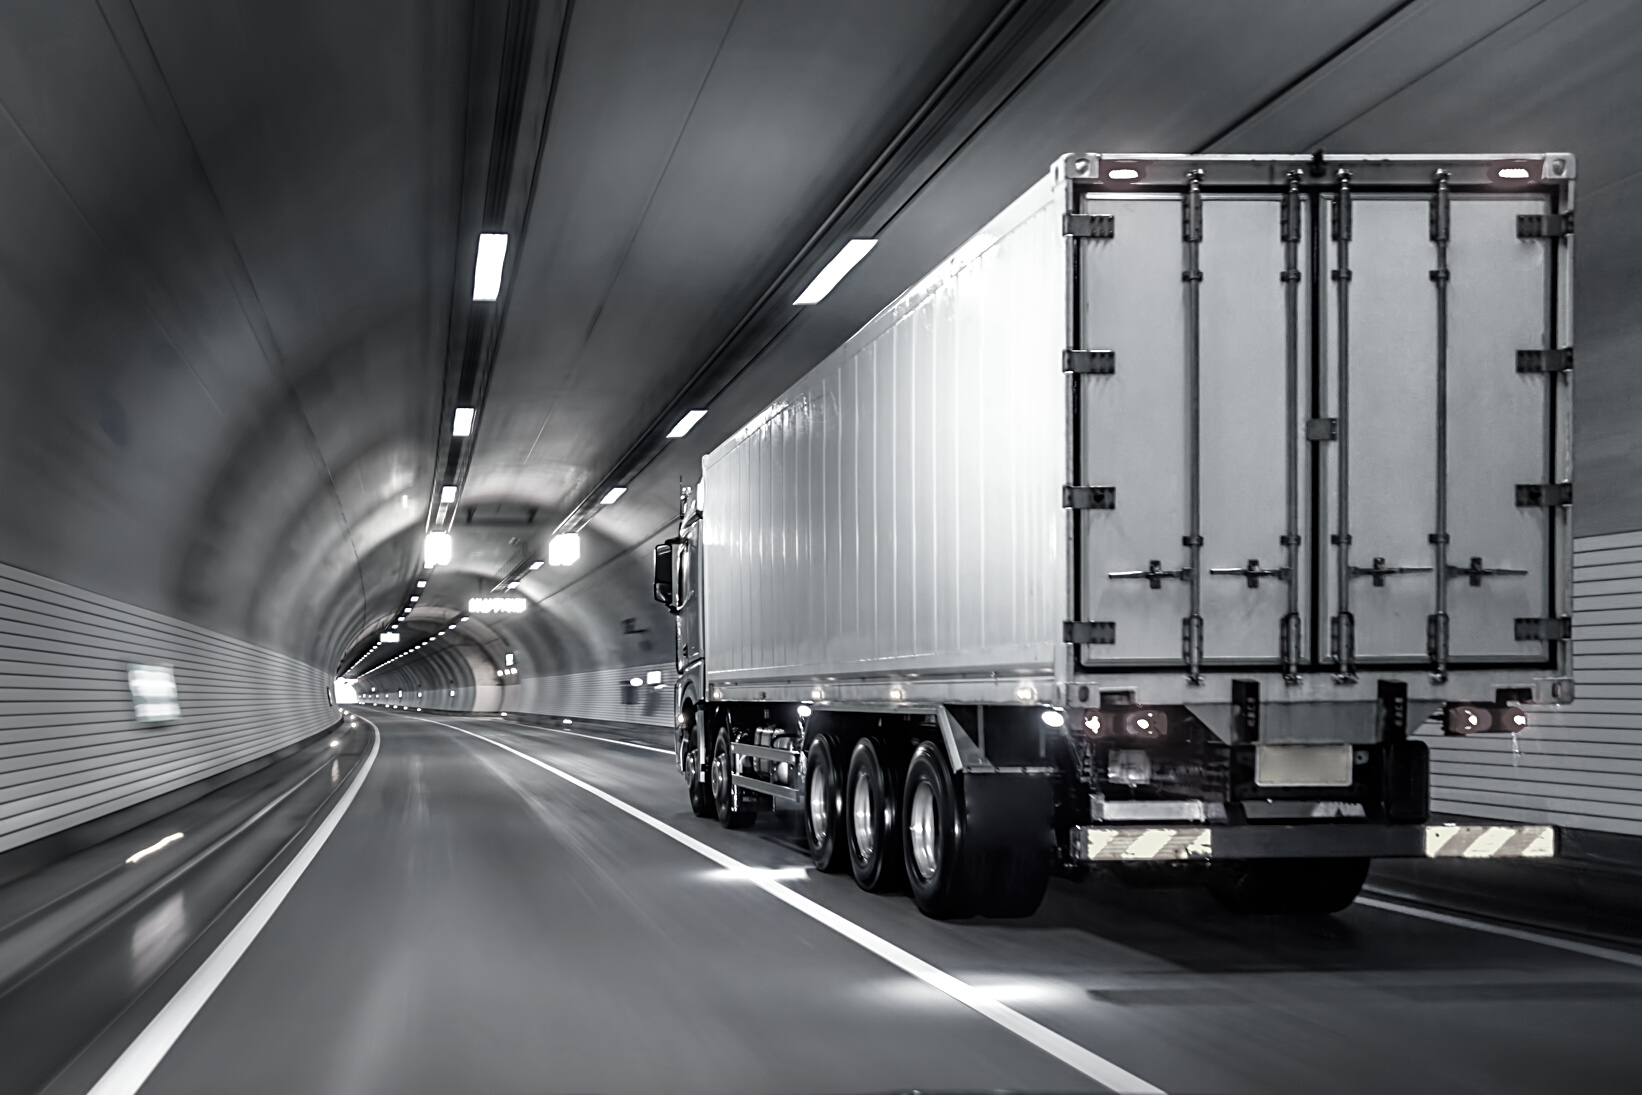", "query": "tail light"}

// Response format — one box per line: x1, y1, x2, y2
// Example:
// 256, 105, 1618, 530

1078, 707, 1168, 739
1445, 703, 1529, 735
